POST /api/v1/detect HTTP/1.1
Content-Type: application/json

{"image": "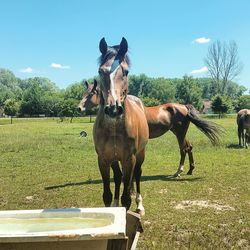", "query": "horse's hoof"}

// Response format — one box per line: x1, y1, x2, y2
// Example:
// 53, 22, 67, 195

136, 208, 145, 217
173, 173, 181, 177
186, 171, 193, 175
